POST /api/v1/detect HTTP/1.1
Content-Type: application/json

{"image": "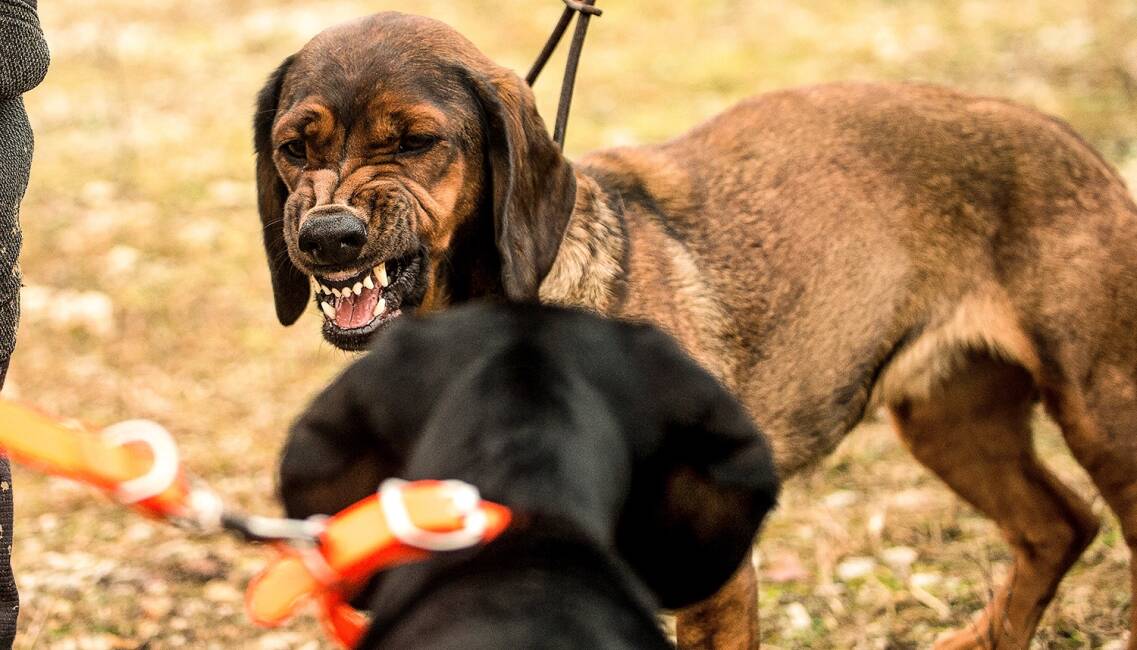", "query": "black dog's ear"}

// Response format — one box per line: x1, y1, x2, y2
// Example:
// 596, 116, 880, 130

277, 317, 470, 518
254, 55, 309, 326
277, 363, 390, 520
619, 327, 780, 609
468, 69, 576, 301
